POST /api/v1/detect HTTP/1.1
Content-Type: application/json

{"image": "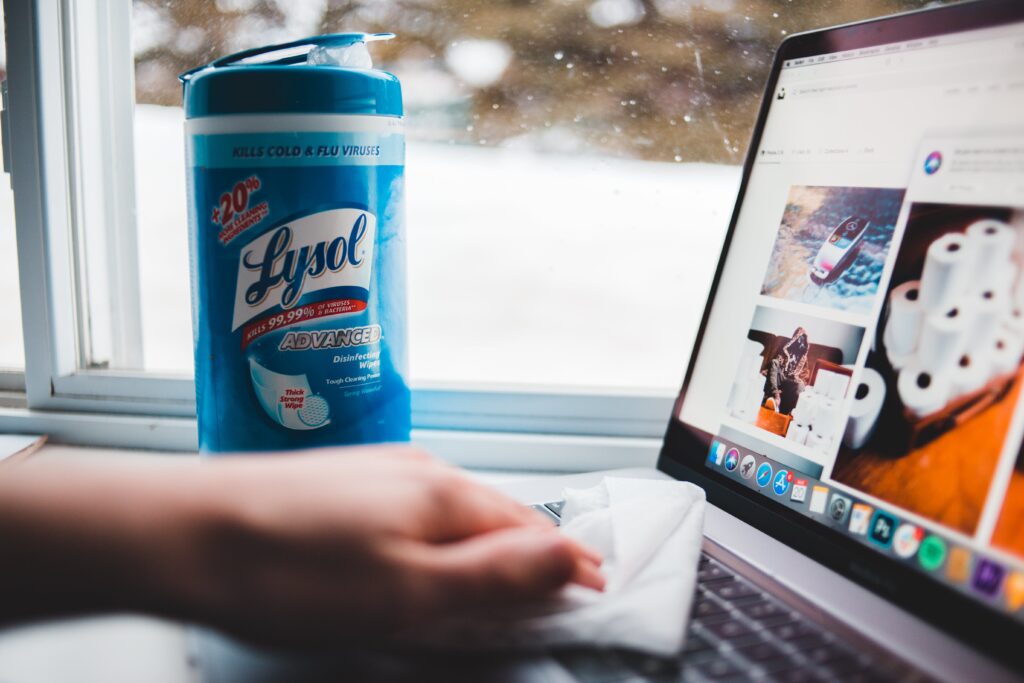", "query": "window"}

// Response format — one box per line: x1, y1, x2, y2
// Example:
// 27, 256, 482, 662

1, 0, 953, 453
